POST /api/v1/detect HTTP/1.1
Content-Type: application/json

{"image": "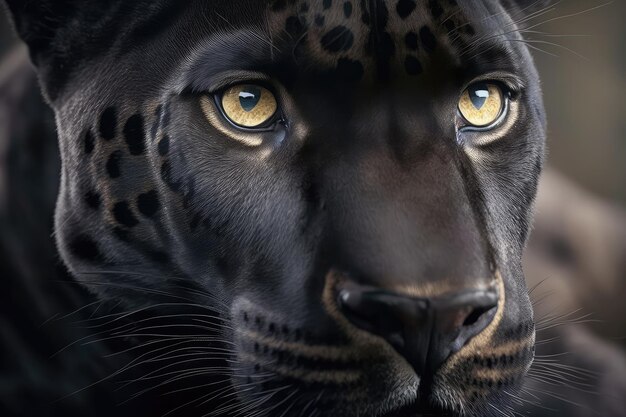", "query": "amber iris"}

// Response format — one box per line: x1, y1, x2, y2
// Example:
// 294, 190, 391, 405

458, 83, 504, 127
220, 85, 277, 128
